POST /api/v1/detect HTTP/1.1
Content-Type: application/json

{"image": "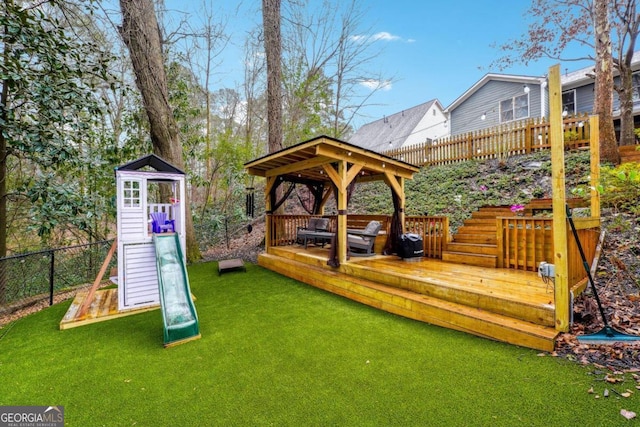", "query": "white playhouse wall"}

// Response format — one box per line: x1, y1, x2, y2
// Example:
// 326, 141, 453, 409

116, 170, 186, 311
